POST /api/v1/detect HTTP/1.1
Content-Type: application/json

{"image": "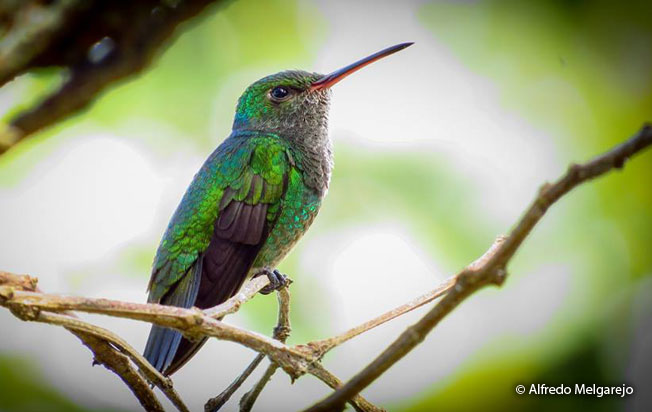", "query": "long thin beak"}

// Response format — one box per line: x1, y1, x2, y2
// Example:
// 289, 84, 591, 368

310, 42, 413, 91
